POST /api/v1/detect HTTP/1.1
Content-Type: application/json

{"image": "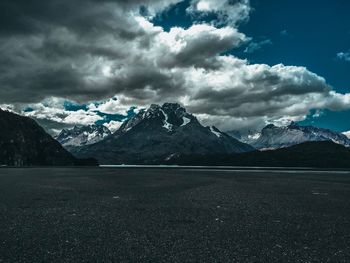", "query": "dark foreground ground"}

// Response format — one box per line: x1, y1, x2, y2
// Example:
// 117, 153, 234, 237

0, 167, 350, 262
